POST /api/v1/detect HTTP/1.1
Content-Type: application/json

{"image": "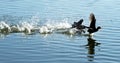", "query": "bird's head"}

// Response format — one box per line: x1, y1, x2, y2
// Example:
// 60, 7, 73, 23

97, 26, 101, 30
